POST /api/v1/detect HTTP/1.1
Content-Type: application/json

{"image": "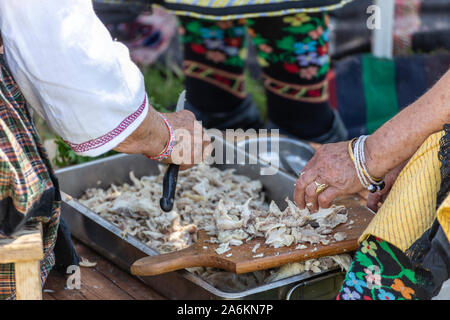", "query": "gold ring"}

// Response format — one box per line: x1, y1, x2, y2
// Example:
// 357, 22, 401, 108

314, 181, 328, 194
